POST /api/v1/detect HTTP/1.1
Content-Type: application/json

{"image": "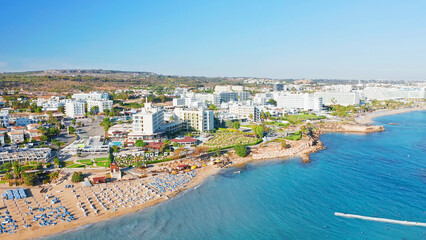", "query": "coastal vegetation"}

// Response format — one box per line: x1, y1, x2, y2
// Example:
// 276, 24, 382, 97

234, 144, 248, 157
204, 130, 261, 150
71, 171, 84, 182
284, 131, 302, 141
